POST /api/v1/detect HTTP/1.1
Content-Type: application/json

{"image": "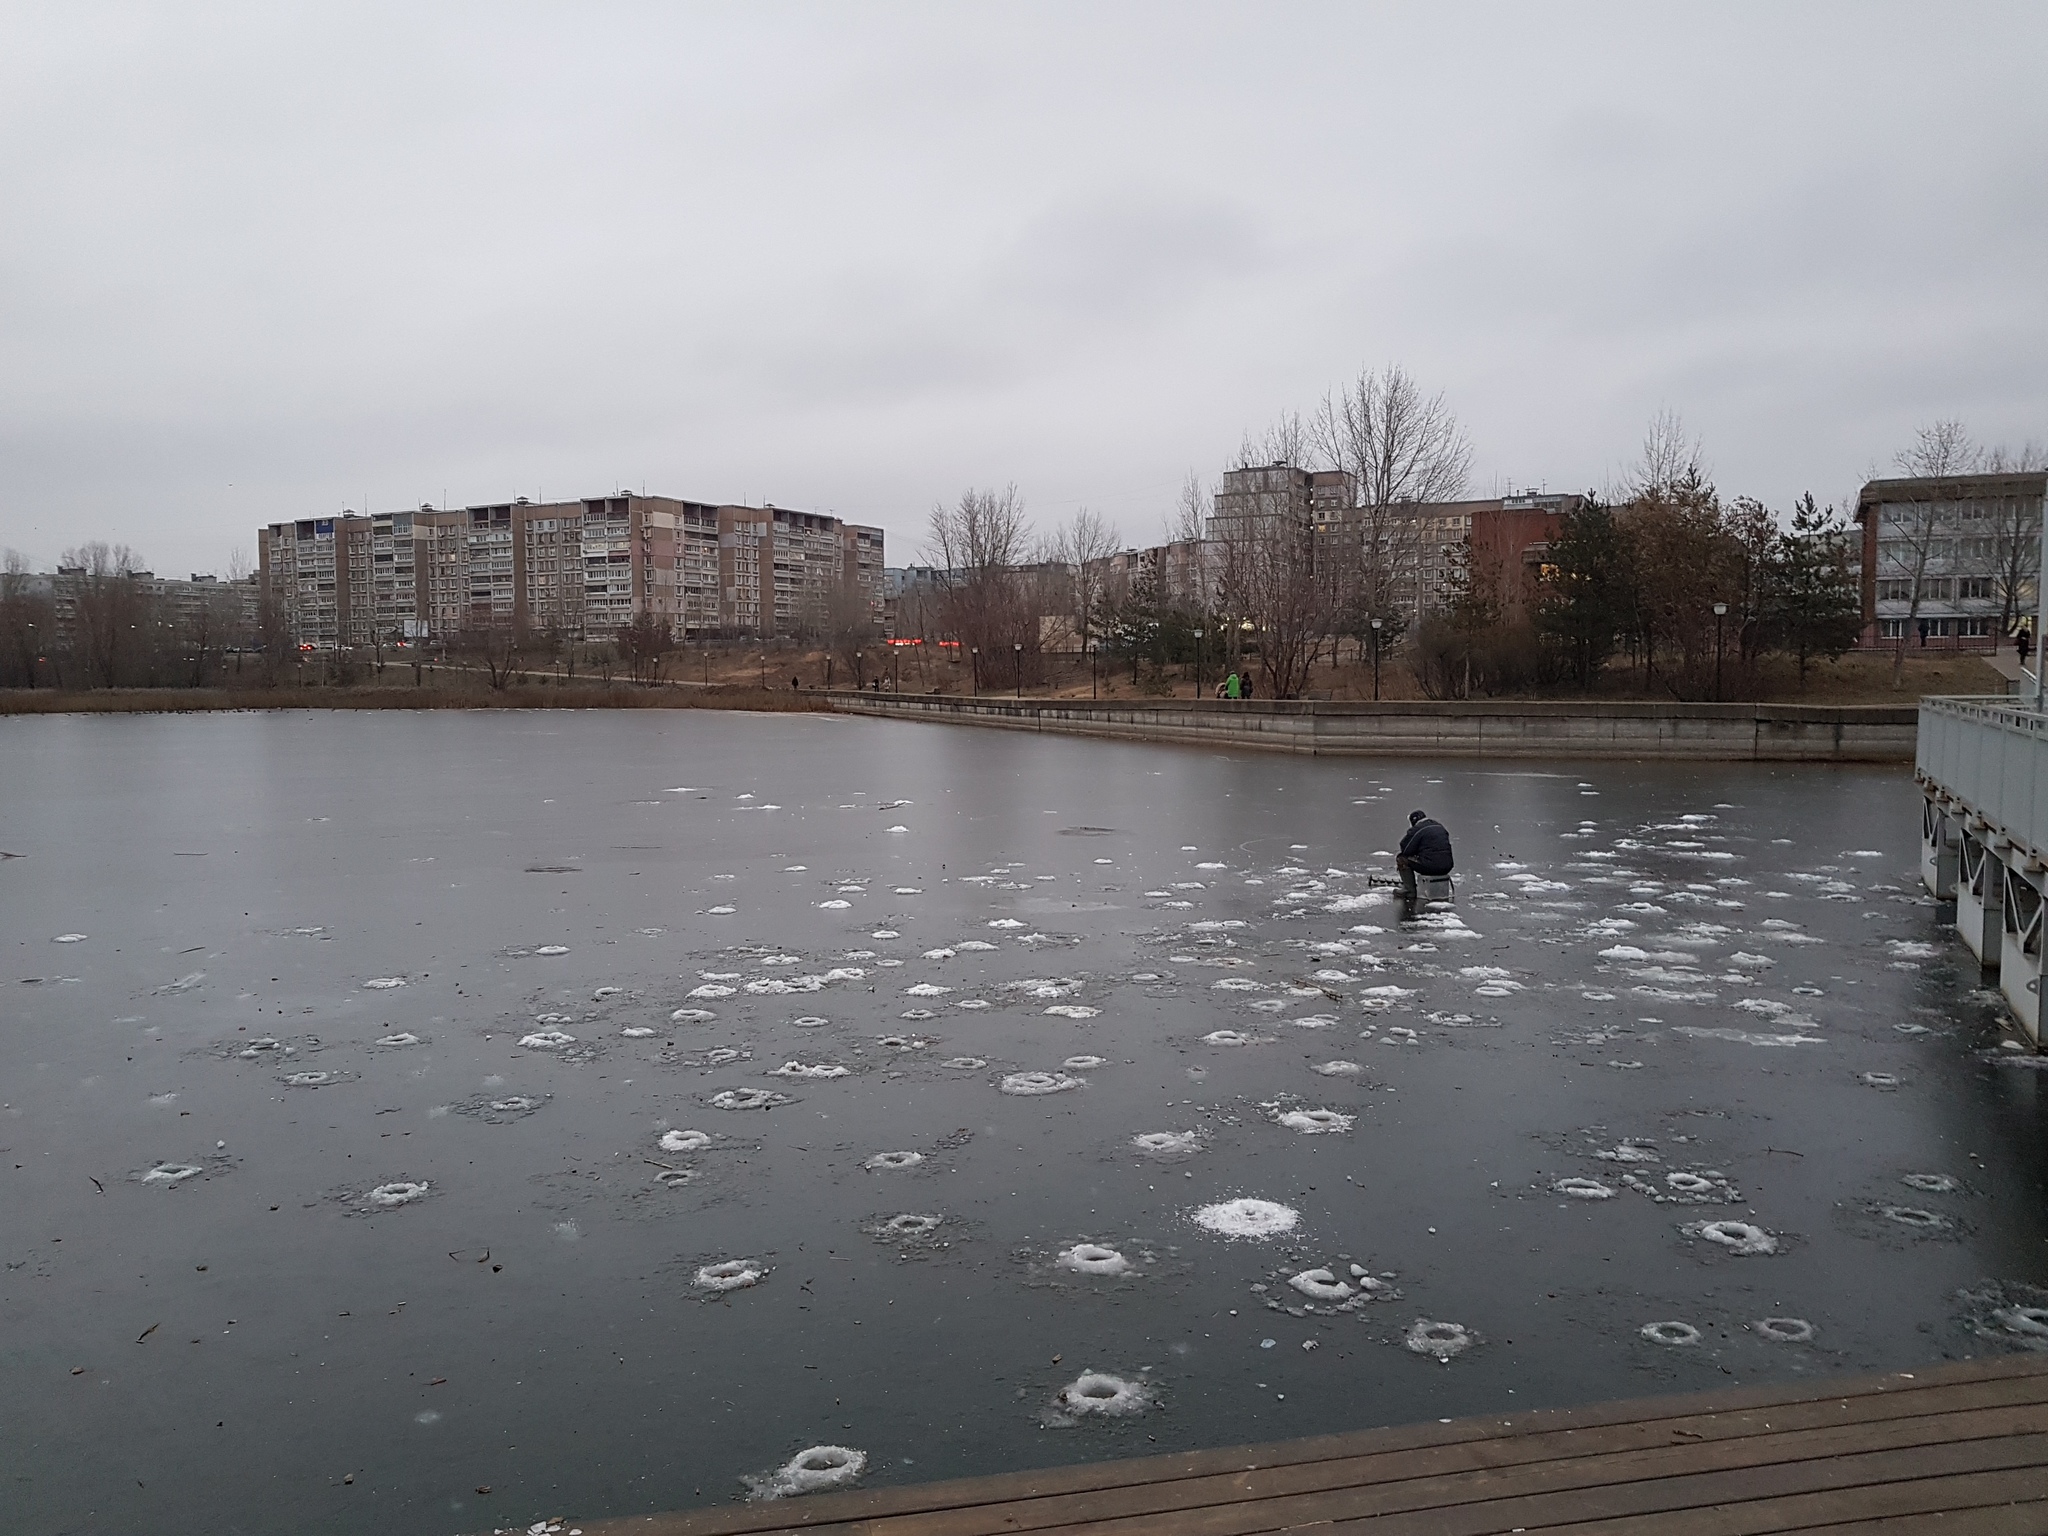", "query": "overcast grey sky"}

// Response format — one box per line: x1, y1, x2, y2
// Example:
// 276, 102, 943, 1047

2, 1, 2043, 576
